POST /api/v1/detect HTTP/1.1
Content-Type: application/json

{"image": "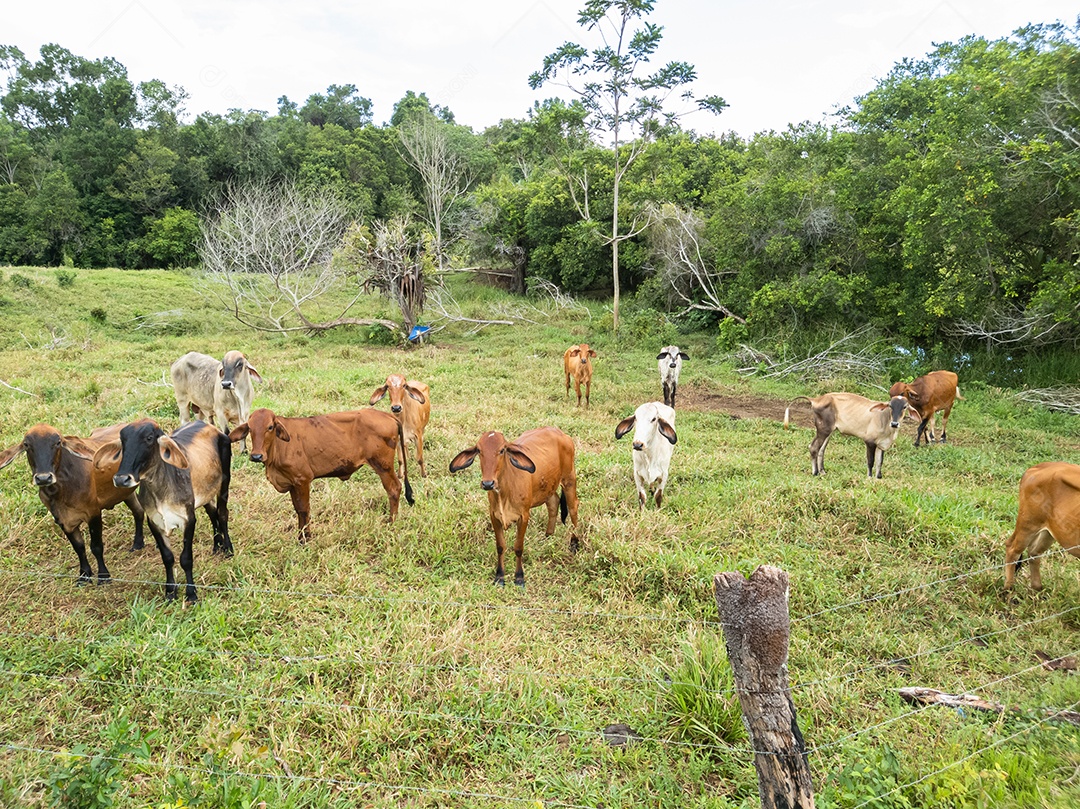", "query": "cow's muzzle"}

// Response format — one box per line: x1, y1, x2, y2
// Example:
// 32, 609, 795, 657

632, 441, 645, 451
250, 453, 265, 464
481, 480, 495, 491
391, 405, 402, 413
891, 421, 900, 429
220, 380, 234, 390
112, 474, 138, 489
34, 473, 56, 487
669, 362, 677, 368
